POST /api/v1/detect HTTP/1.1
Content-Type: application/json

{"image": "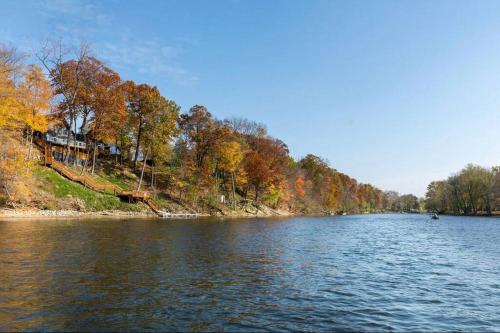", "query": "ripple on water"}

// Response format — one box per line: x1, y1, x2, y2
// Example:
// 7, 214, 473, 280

1, 214, 500, 331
